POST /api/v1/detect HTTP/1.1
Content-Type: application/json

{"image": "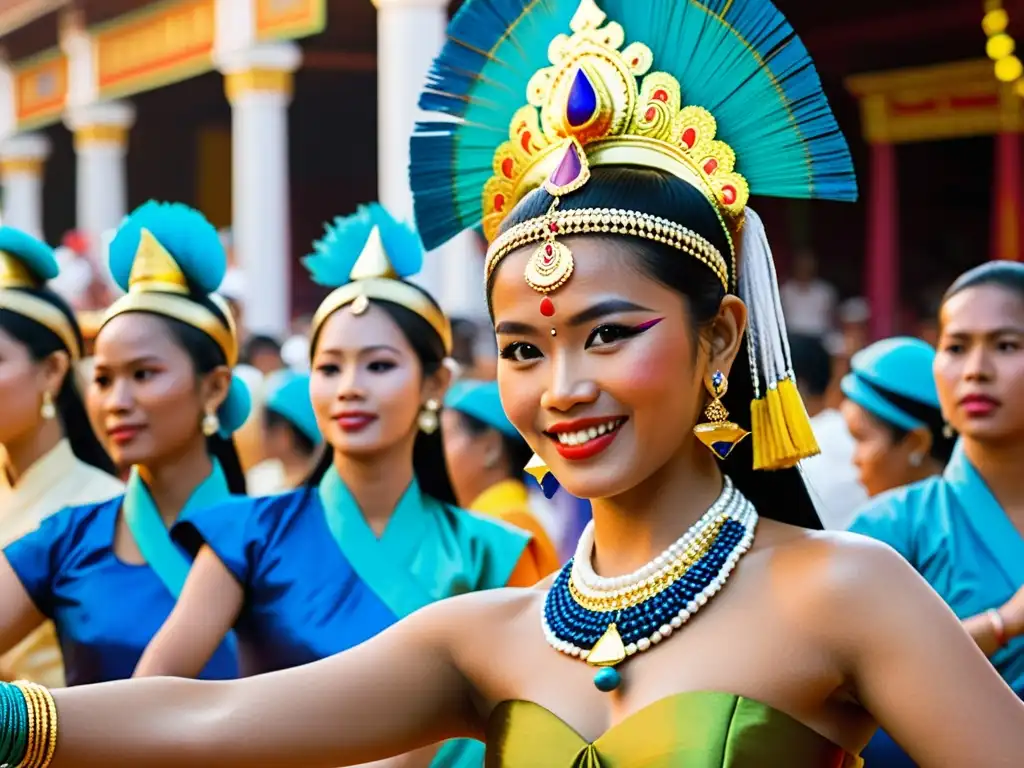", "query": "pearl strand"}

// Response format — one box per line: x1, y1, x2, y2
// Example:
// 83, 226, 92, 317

571, 480, 737, 597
